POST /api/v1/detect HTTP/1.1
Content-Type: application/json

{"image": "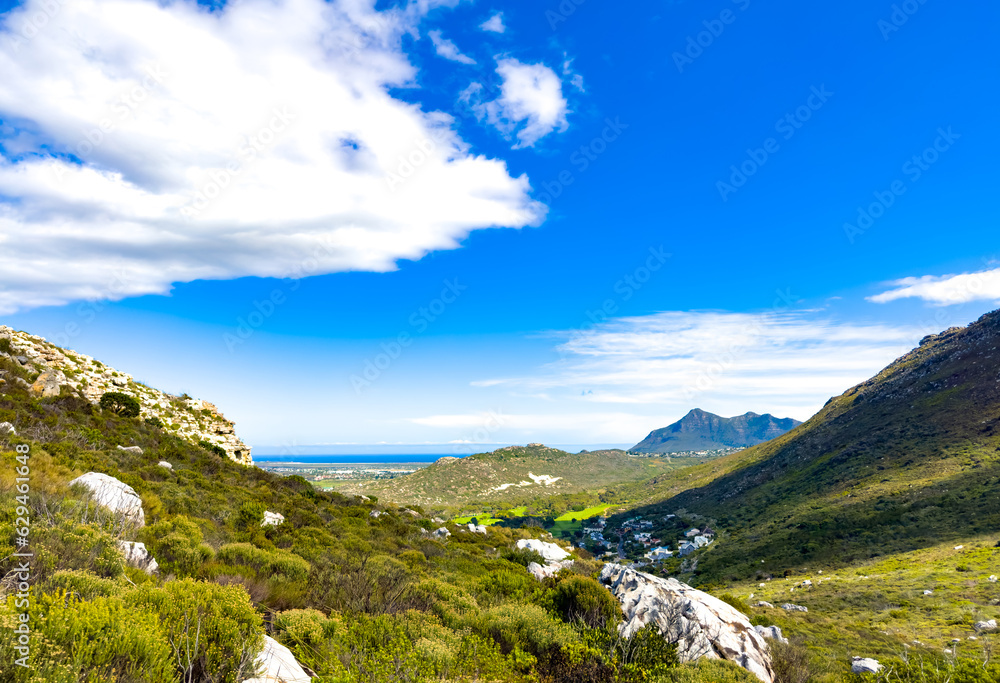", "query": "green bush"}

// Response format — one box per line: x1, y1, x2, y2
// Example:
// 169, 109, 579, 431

46, 569, 127, 600
474, 603, 577, 657
141, 516, 215, 576
553, 576, 622, 629
236, 500, 266, 529
124, 578, 264, 683
99, 391, 141, 418
199, 440, 228, 458
657, 658, 760, 682
144, 415, 164, 428
216, 542, 311, 582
